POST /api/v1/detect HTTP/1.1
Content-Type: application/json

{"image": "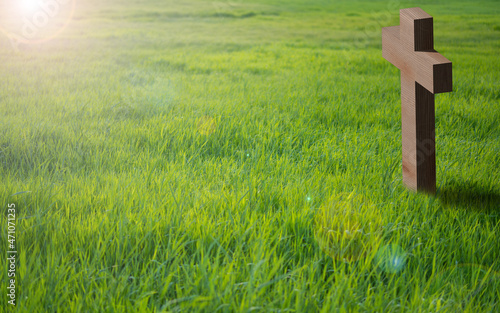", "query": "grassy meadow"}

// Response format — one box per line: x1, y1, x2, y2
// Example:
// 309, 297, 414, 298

1, 0, 499, 311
